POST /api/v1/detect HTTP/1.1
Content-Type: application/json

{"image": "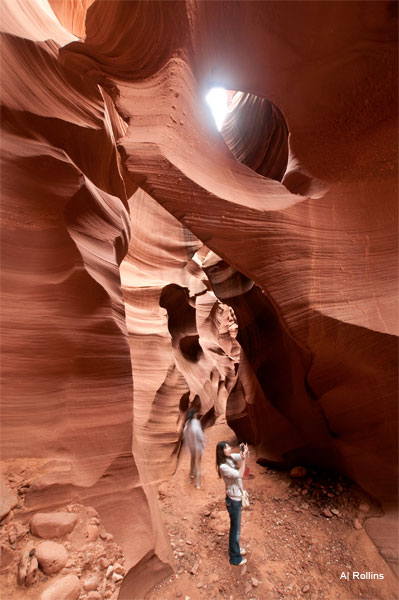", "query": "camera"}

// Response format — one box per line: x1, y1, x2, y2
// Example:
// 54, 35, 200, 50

240, 443, 245, 452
